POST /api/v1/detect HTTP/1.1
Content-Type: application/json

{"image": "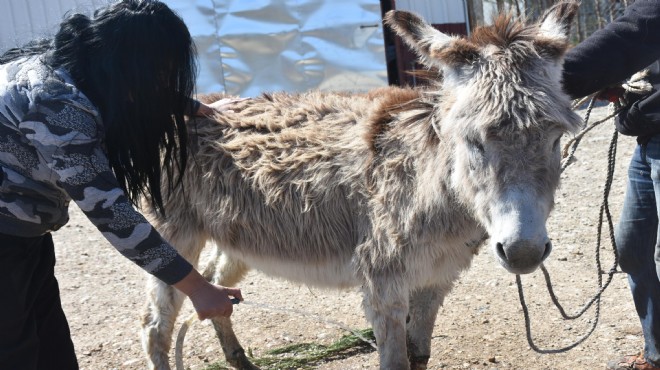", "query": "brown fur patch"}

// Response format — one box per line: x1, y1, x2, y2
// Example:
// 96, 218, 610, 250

434, 39, 480, 67
365, 87, 423, 154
